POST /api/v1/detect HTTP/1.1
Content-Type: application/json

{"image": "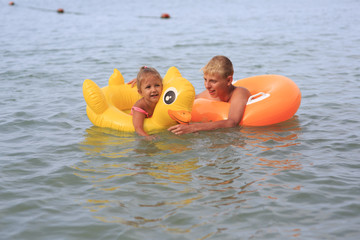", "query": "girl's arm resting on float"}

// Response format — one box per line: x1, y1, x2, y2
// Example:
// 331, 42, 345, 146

132, 111, 149, 136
